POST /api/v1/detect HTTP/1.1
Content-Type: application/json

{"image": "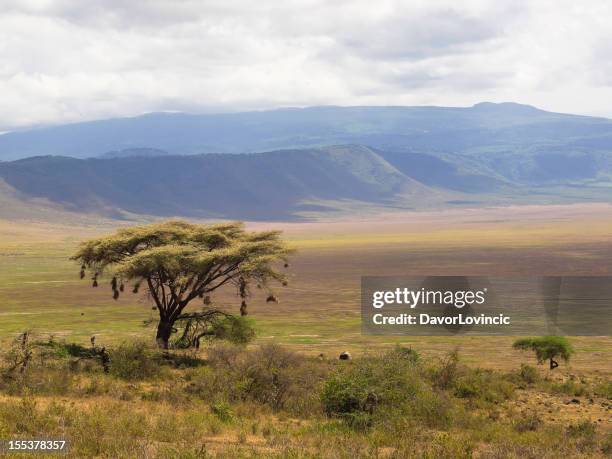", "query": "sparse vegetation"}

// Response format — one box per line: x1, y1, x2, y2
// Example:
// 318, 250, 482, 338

0, 337, 609, 457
